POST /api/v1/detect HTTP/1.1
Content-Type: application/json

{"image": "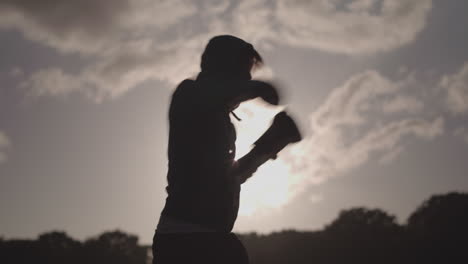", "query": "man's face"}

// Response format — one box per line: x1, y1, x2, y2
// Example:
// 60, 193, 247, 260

240, 60, 254, 80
